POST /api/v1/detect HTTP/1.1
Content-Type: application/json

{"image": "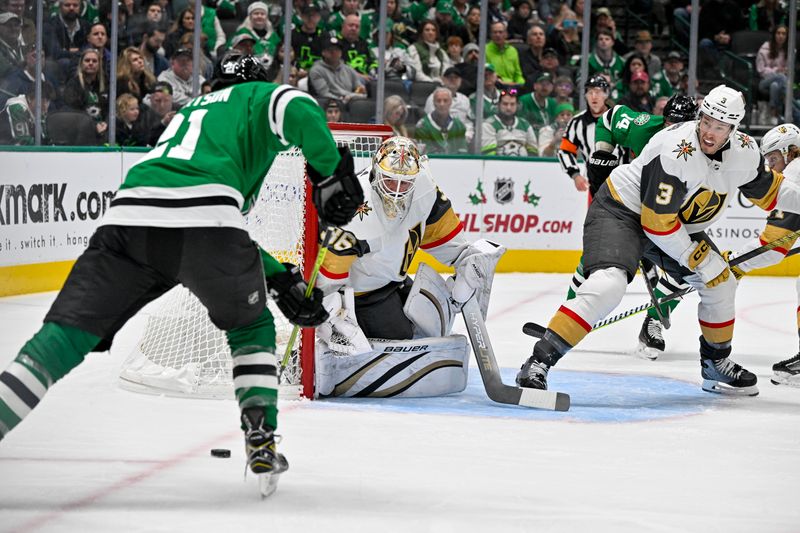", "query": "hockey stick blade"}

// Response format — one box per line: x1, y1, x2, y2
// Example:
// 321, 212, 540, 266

522, 322, 546, 339
463, 298, 569, 411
